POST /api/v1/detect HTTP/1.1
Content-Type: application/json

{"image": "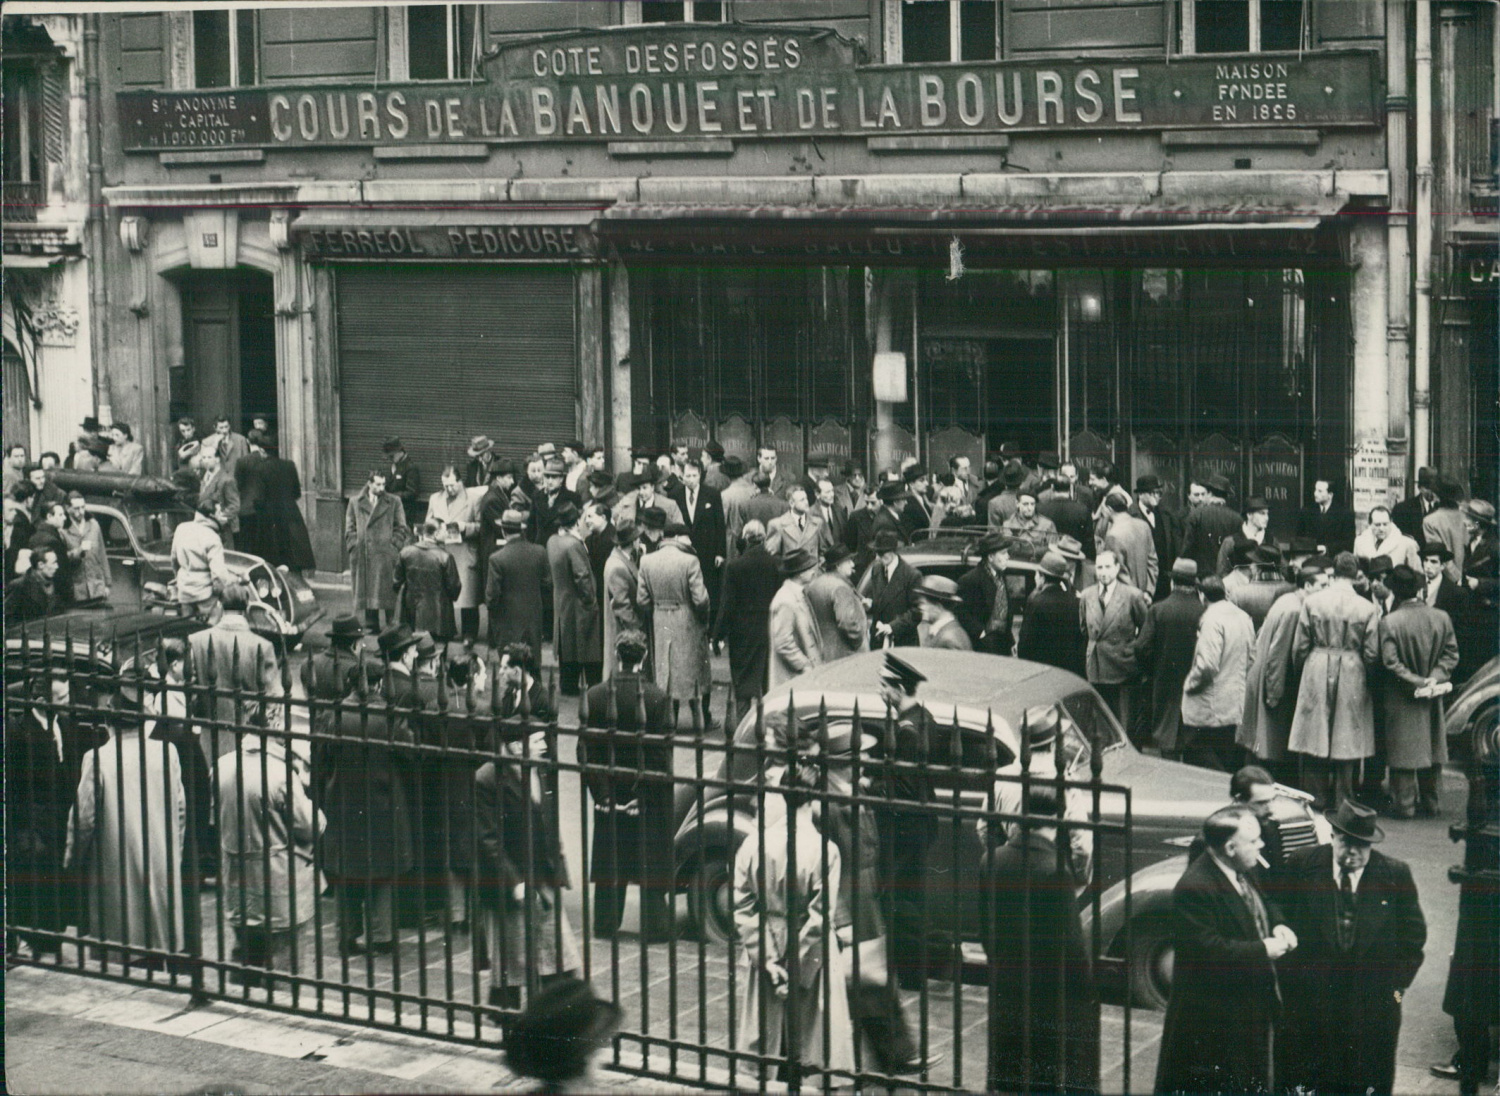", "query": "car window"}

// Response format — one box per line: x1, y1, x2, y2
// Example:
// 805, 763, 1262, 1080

97, 512, 133, 550
130, 510, 189, 555
1060, 689, 1127, 753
